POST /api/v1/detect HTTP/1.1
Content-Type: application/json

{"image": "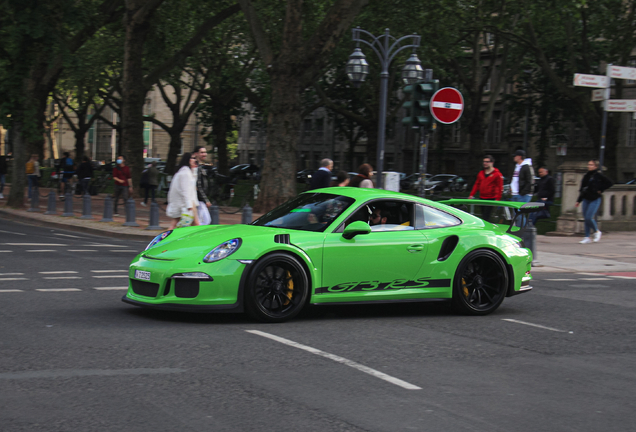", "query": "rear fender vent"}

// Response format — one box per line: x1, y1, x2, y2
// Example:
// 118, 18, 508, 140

437, 235, 459, 261
275, 234, 290, 244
